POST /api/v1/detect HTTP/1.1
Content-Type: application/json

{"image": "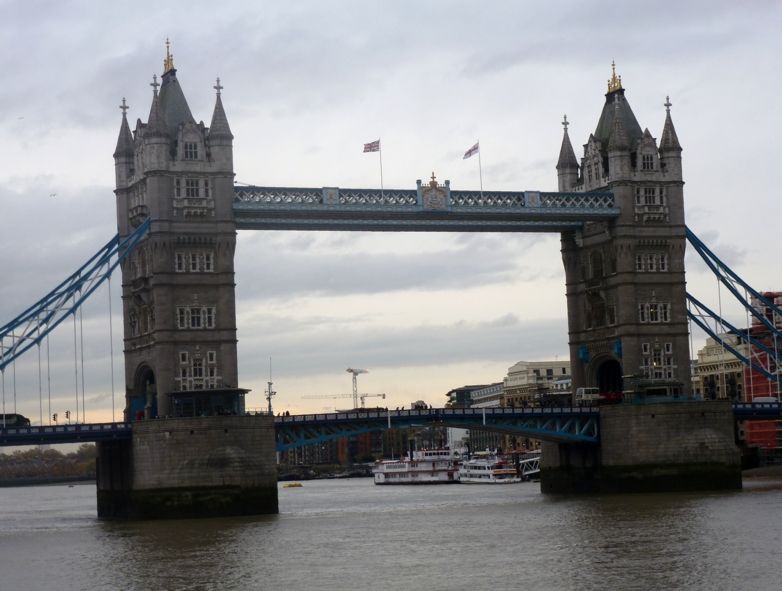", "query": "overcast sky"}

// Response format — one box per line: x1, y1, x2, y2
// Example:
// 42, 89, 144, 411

1, 1, 780, 422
